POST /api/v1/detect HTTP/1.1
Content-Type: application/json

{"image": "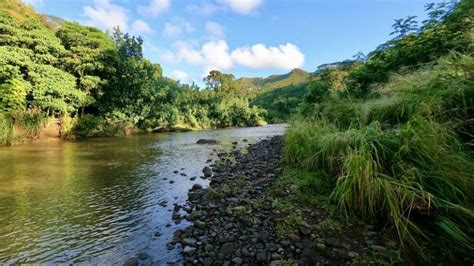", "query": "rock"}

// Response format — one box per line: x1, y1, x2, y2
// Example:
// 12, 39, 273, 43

137, 252, 150, 260
183, 246, 197, 256
256, 250, 267, 262
232, 141, 238, 145
182, 238, 197, 246
220, 242, 234, 255
348, 251, 358, 258
280, 240, 290, 247
188, 191, 205, 201
197, 139, 218, 145
202, 166, 213, 177
325, 237, 342, 247
123, 257, 139, 266
191, 184, 203, 191
299, 225, 311, 236
231, 257, 243, 264
316, 243, 326, 250
288, 234, 301, 242
265, 243, 278, 252
269, 261, 283, 266
194, 220, 207, 229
